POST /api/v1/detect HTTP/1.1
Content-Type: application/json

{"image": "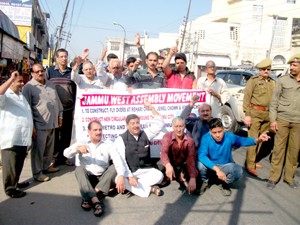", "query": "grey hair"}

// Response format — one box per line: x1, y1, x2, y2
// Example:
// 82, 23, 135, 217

171, 116, 185, 126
